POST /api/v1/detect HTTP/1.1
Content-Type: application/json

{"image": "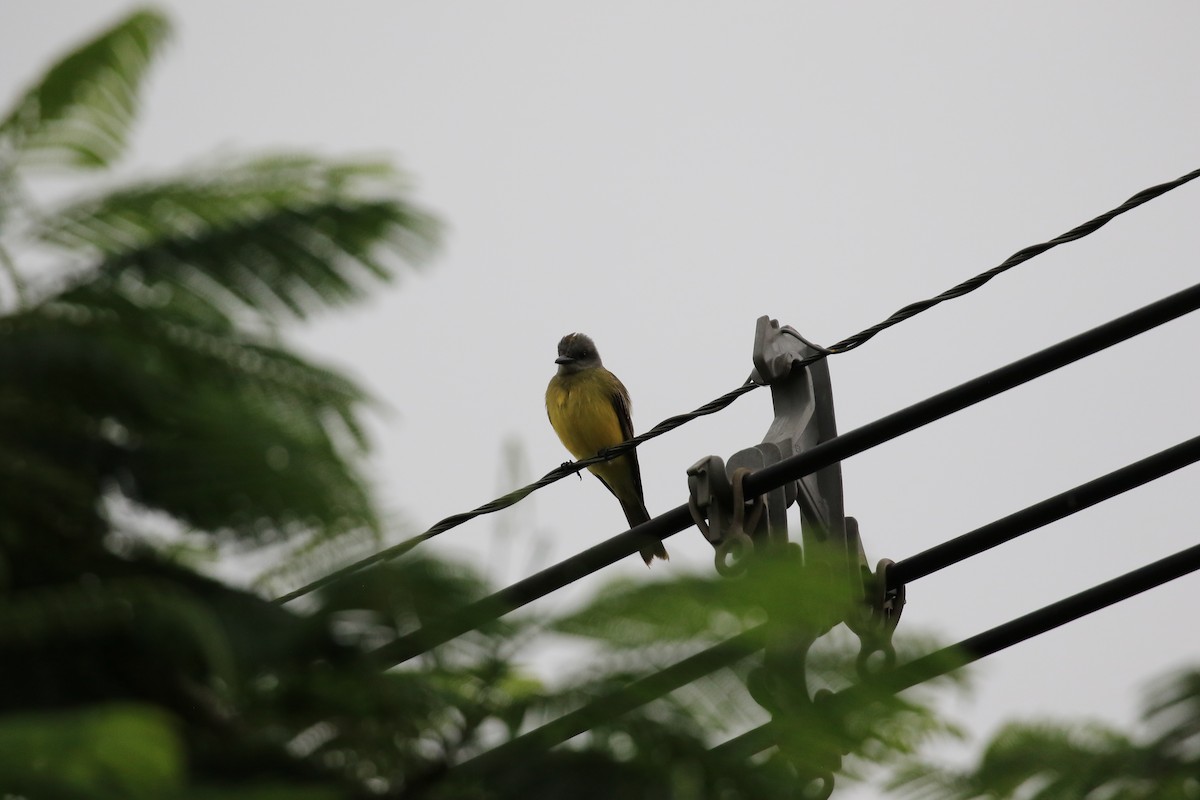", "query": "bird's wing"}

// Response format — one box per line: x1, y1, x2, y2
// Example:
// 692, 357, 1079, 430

608, 375, 644, 498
